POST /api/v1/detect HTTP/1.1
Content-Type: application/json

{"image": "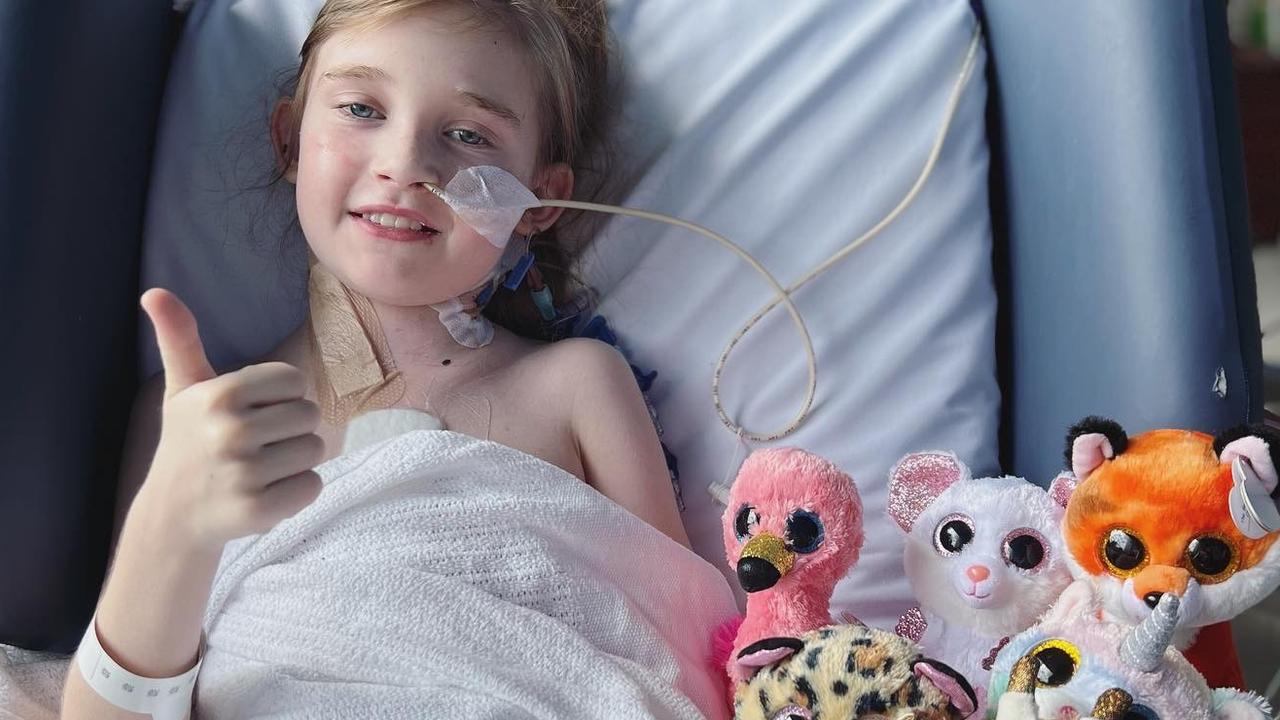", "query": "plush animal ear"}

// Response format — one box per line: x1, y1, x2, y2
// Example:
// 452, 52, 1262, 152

1065, 416, 1128, 480
1047, 472, 1078, 510
914, 658, 978, 717
736, 636, 804, 669
887, 452, 970, 532
1215, 425, 1280, 495
1210, 688, 1275, 720
1089, 689, 1135, 720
